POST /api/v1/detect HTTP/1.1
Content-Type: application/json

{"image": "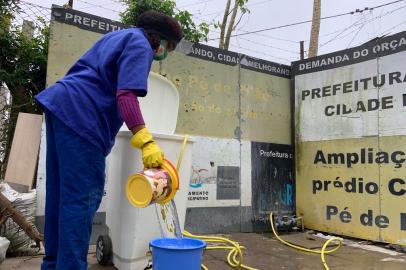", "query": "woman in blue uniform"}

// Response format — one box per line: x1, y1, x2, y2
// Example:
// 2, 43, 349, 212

35, 11, 182, 270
